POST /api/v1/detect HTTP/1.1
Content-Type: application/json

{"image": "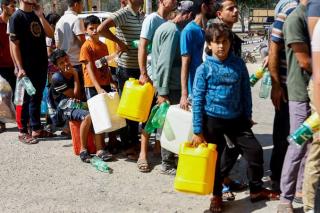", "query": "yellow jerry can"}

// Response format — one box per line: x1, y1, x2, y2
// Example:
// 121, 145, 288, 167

117, 78, 155, 122
174, 142, 217, 195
